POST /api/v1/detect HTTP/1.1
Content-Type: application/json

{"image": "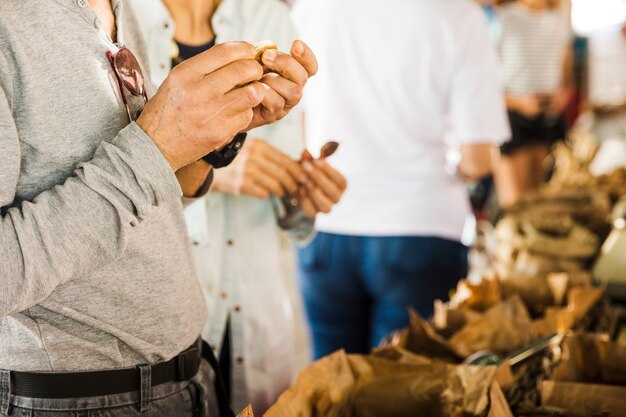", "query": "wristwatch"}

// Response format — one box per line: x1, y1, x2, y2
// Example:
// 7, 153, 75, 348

202, 132, 247, 169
